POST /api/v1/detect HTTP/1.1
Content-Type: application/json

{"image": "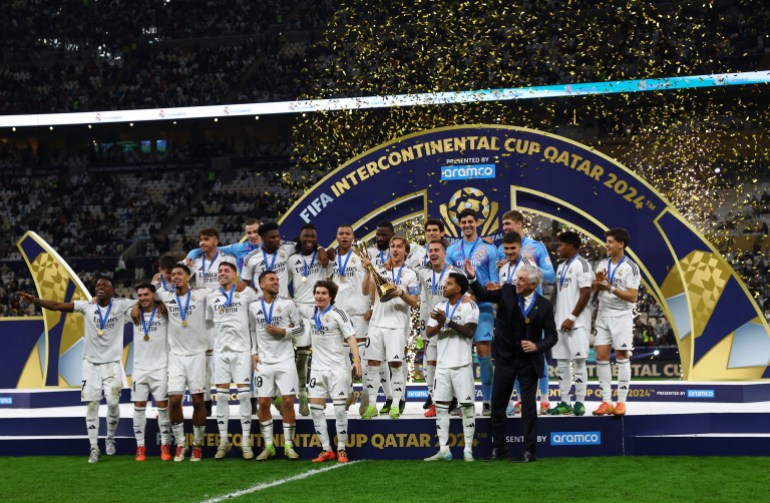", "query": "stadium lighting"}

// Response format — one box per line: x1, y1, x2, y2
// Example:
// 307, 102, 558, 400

0, 71, 768, 128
